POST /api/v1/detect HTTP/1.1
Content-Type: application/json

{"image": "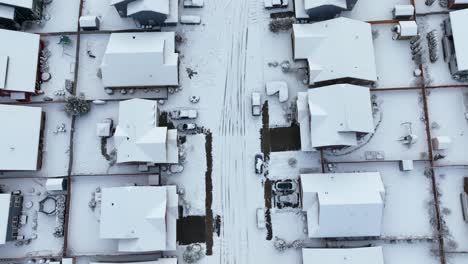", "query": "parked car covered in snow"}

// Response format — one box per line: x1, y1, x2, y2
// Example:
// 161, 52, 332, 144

255, 154, 264, 174
170, 109, 198, 119
256, 208, 266, 229
274, 179, 296, 194
252, 92, 261, 116
177, 123, 197, 133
